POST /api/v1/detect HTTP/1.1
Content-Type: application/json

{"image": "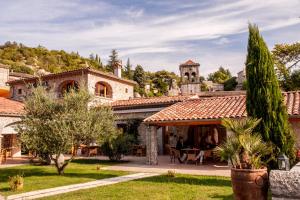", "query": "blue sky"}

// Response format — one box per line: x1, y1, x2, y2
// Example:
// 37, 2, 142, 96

0, 0, 299, 77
